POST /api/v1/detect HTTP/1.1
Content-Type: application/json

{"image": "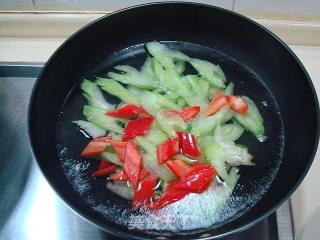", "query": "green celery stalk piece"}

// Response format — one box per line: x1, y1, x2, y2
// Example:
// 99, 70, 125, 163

213, 123, 244, 142
107, 65, 157, 90
83, 105, 123, 133
72, 120, 106, 138
234, 96, 265, 140
135, 136, 175, 182
96, 77, 139, 105
138, 90, 179, 110
101, 152, 123, 166
189, 58, 226, 89
81, 79, 114, 110
223, 82, 235, 95
191, 107, 233, 137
